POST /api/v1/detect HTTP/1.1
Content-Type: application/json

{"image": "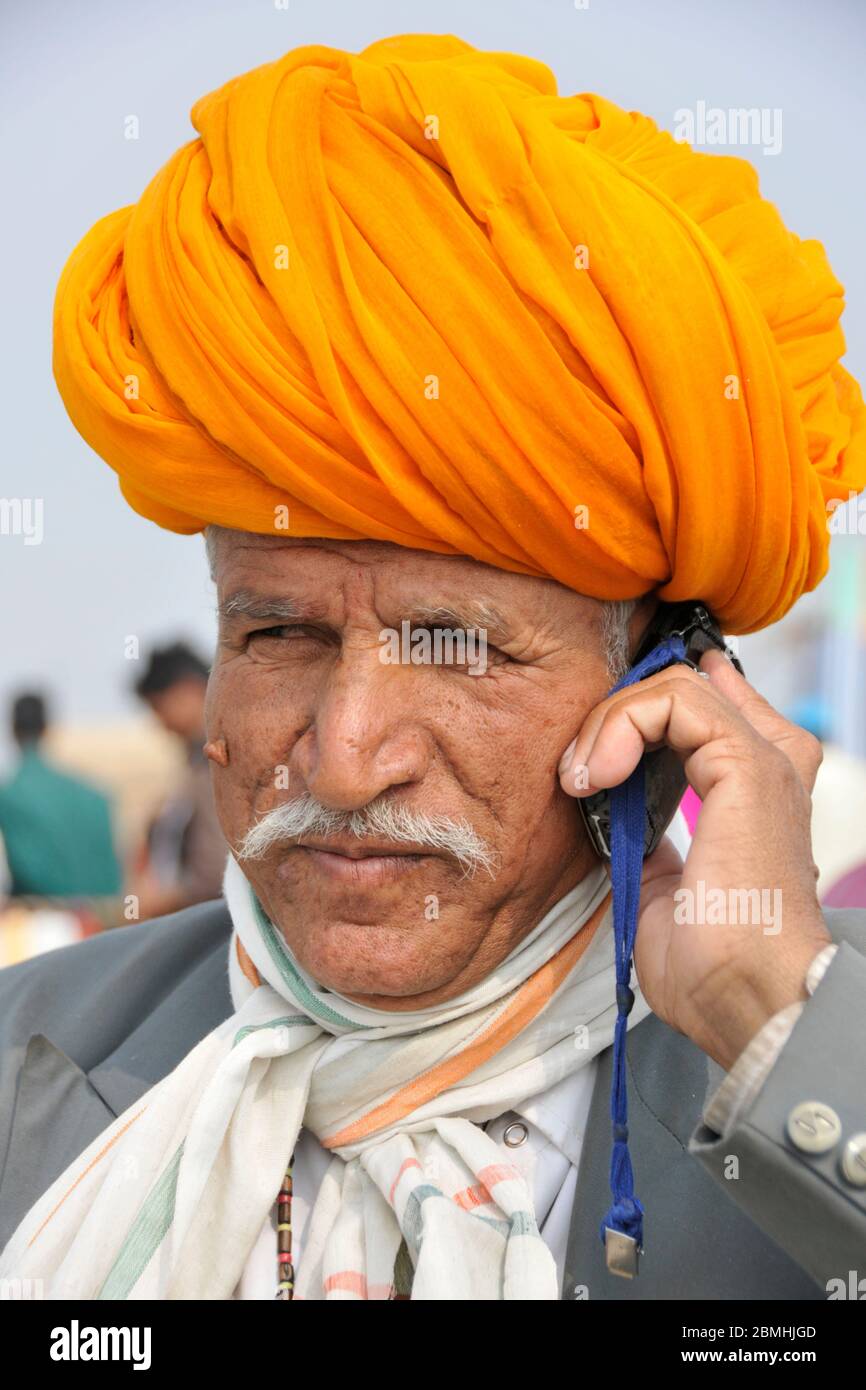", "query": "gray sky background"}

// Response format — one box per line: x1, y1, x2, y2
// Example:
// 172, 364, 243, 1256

2, 0, 865, 768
